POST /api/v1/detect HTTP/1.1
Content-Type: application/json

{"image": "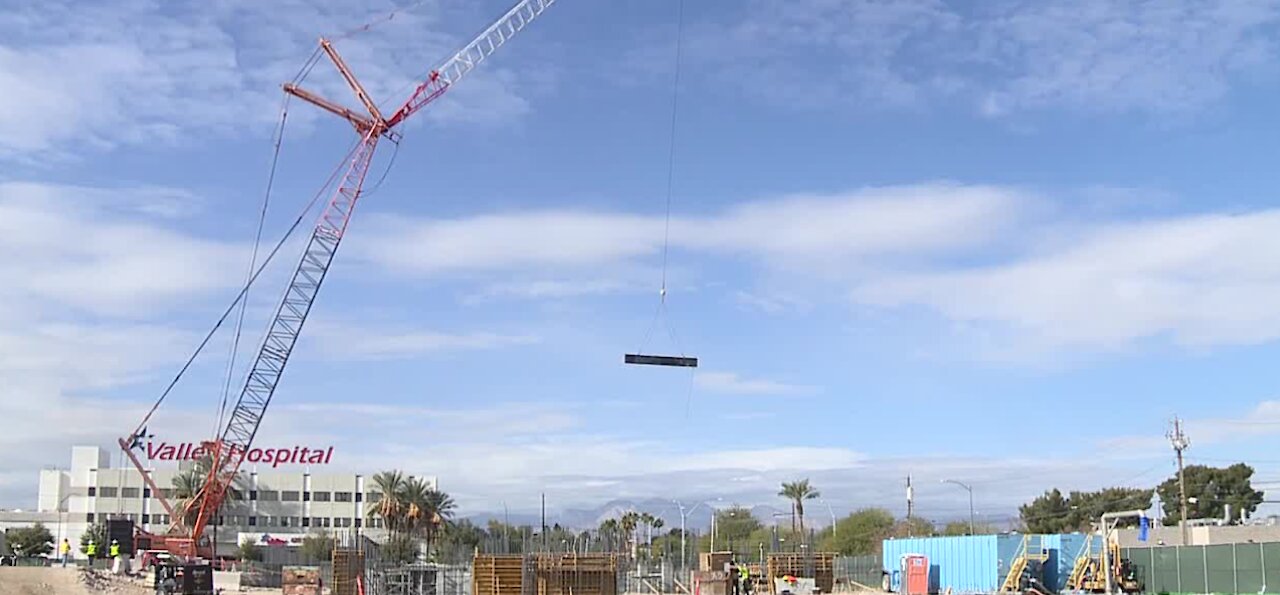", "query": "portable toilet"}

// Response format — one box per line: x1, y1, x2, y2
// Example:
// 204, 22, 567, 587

902, 554, 929, 595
